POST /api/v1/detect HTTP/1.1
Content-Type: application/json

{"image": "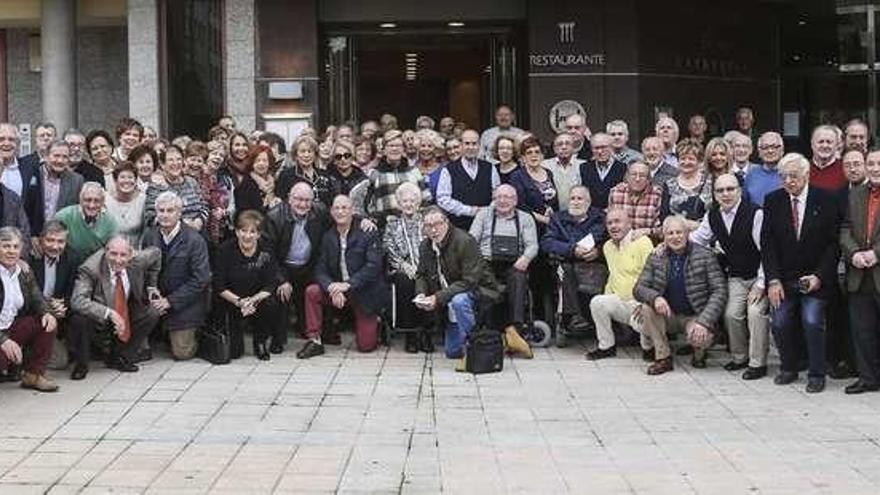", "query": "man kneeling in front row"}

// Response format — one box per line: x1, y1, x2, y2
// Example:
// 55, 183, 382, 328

68, 236, 161, 379
633, 215, 728, 375
414, 207, 499, 359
